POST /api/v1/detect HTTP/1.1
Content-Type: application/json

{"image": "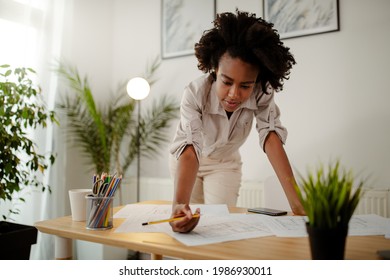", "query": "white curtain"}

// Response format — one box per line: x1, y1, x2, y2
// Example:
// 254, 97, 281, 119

0, 0, 68, 259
